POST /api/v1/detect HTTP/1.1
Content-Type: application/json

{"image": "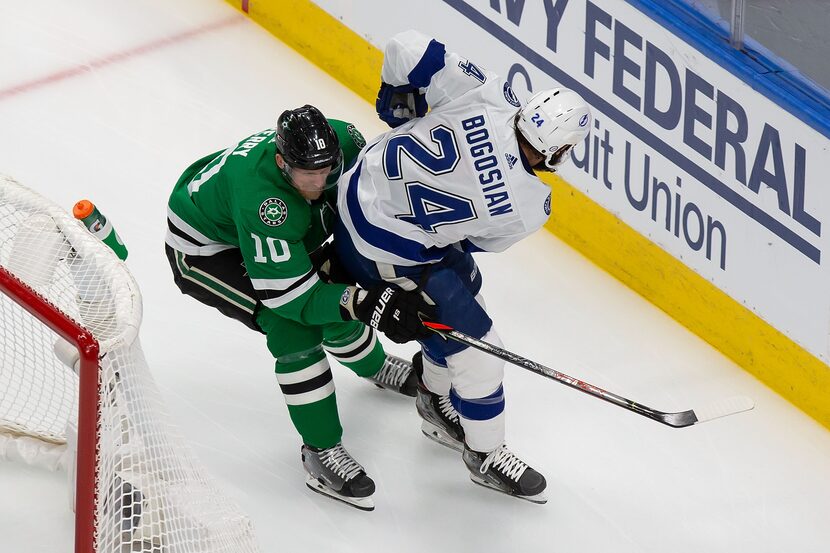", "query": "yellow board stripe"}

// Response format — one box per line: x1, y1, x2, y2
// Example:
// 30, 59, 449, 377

229, 0, 382, 103
227, 0, 830, 430
542, 172, 830, 429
